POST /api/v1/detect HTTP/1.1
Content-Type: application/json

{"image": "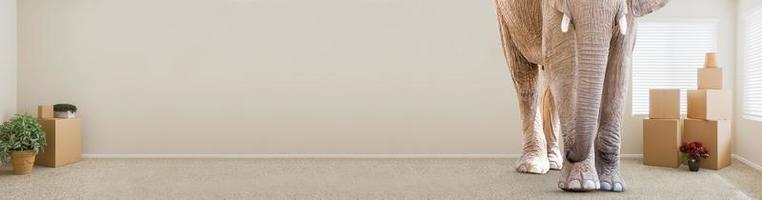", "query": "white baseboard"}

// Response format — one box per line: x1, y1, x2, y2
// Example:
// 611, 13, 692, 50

80, 153, 762, 172
620, 154, 643, 158
733, 154, 762, 172
81, 153, 647, 159
81, 154, 523, 159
